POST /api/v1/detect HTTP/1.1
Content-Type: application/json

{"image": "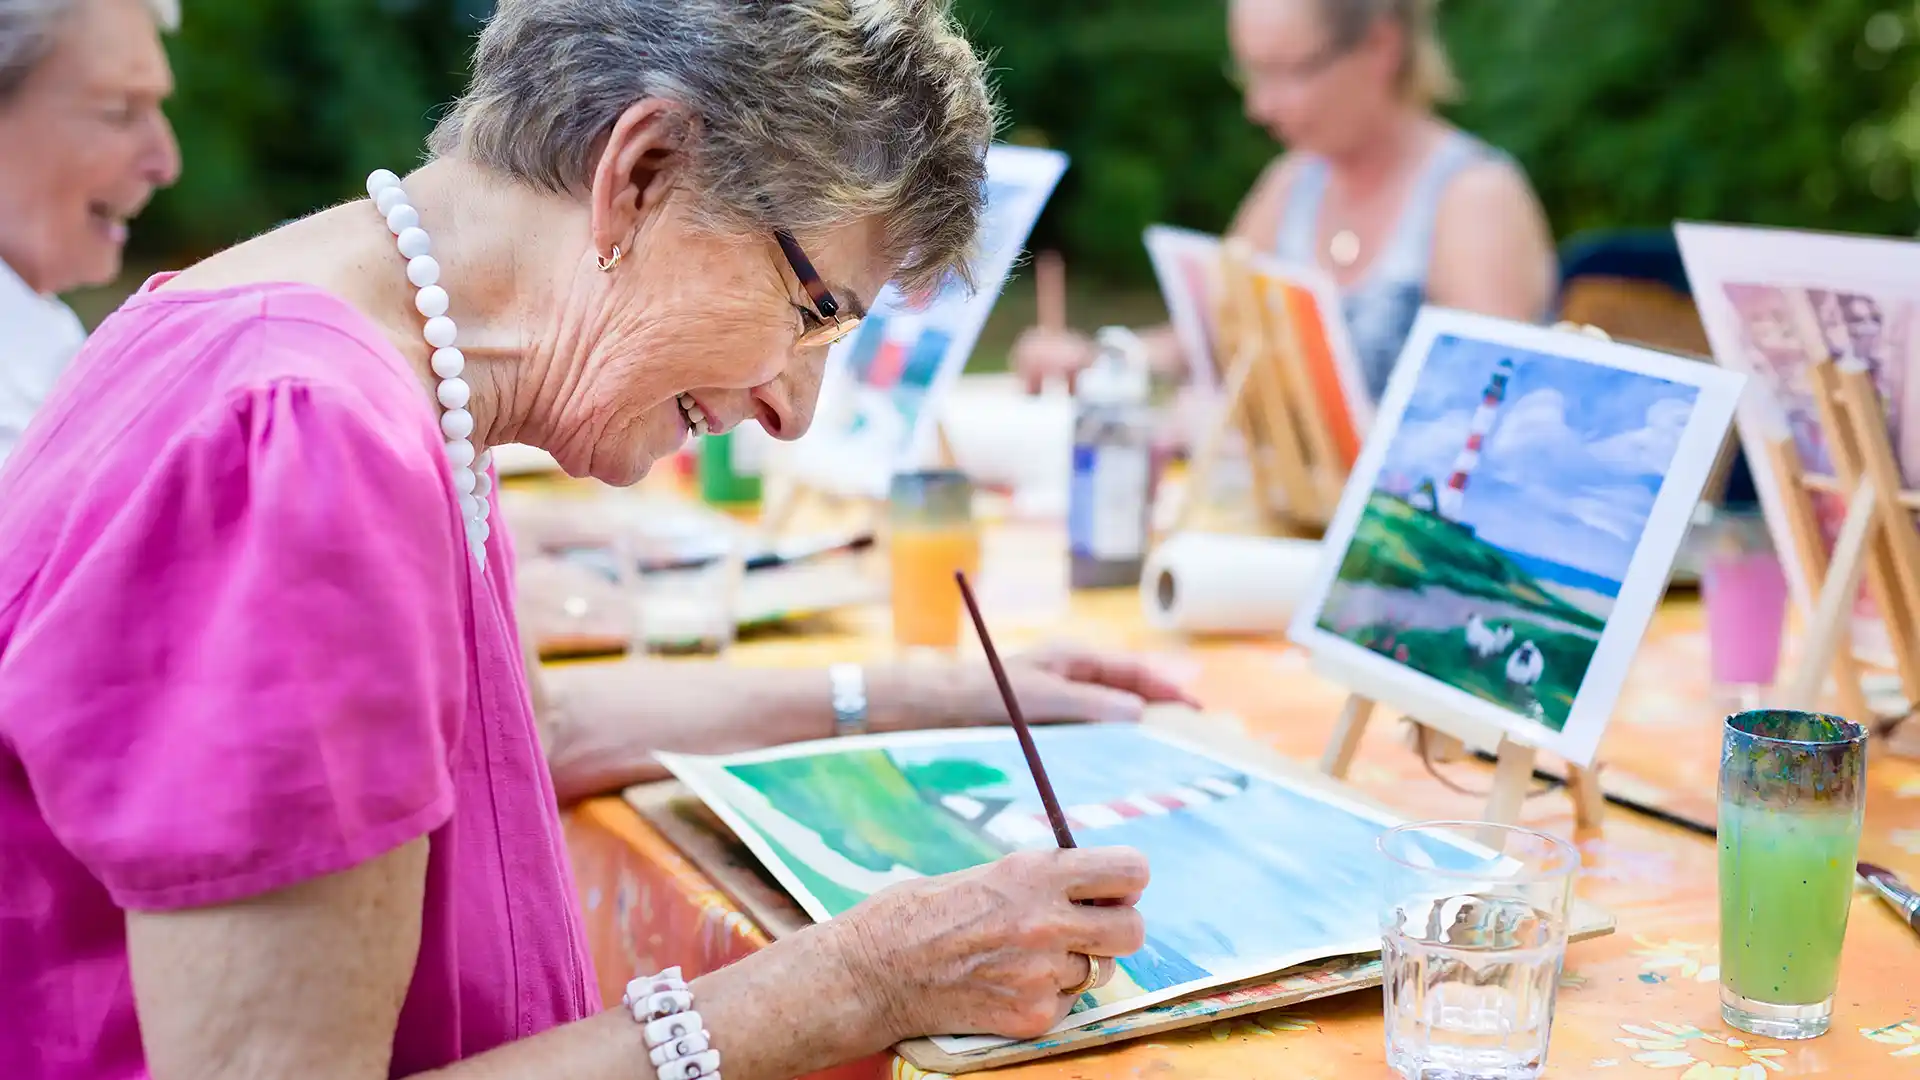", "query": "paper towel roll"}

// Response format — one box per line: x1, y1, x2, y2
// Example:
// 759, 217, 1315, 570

1143, 533, 1323, 634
